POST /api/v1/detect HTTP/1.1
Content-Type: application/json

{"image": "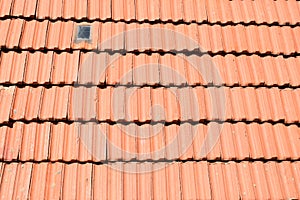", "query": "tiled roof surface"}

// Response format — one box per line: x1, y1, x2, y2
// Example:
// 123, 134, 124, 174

0, 0, 300, 199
